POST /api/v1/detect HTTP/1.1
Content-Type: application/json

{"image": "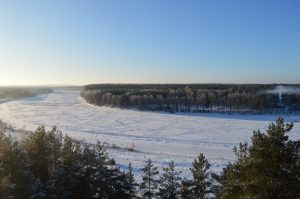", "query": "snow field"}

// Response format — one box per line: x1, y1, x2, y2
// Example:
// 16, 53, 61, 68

0, 90, 299, 179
